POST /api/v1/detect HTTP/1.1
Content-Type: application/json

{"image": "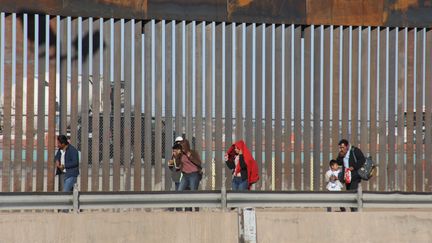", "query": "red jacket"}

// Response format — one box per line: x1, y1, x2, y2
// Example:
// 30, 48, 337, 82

226, 140, 260, 188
